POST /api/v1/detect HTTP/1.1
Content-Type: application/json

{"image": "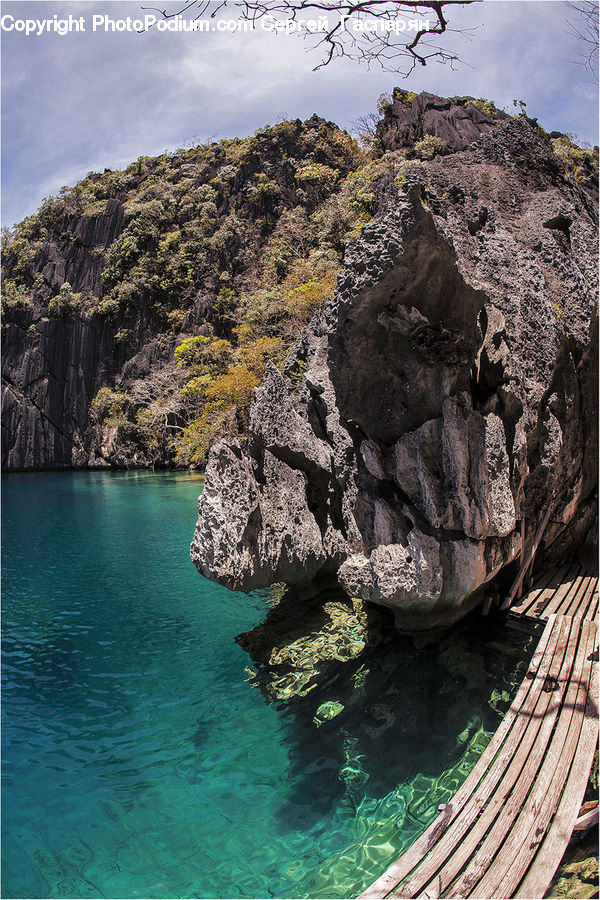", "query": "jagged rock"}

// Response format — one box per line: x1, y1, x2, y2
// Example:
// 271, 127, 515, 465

191, 95, 598, 631
191, 438, 338, 590
376, 91, 512, 154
